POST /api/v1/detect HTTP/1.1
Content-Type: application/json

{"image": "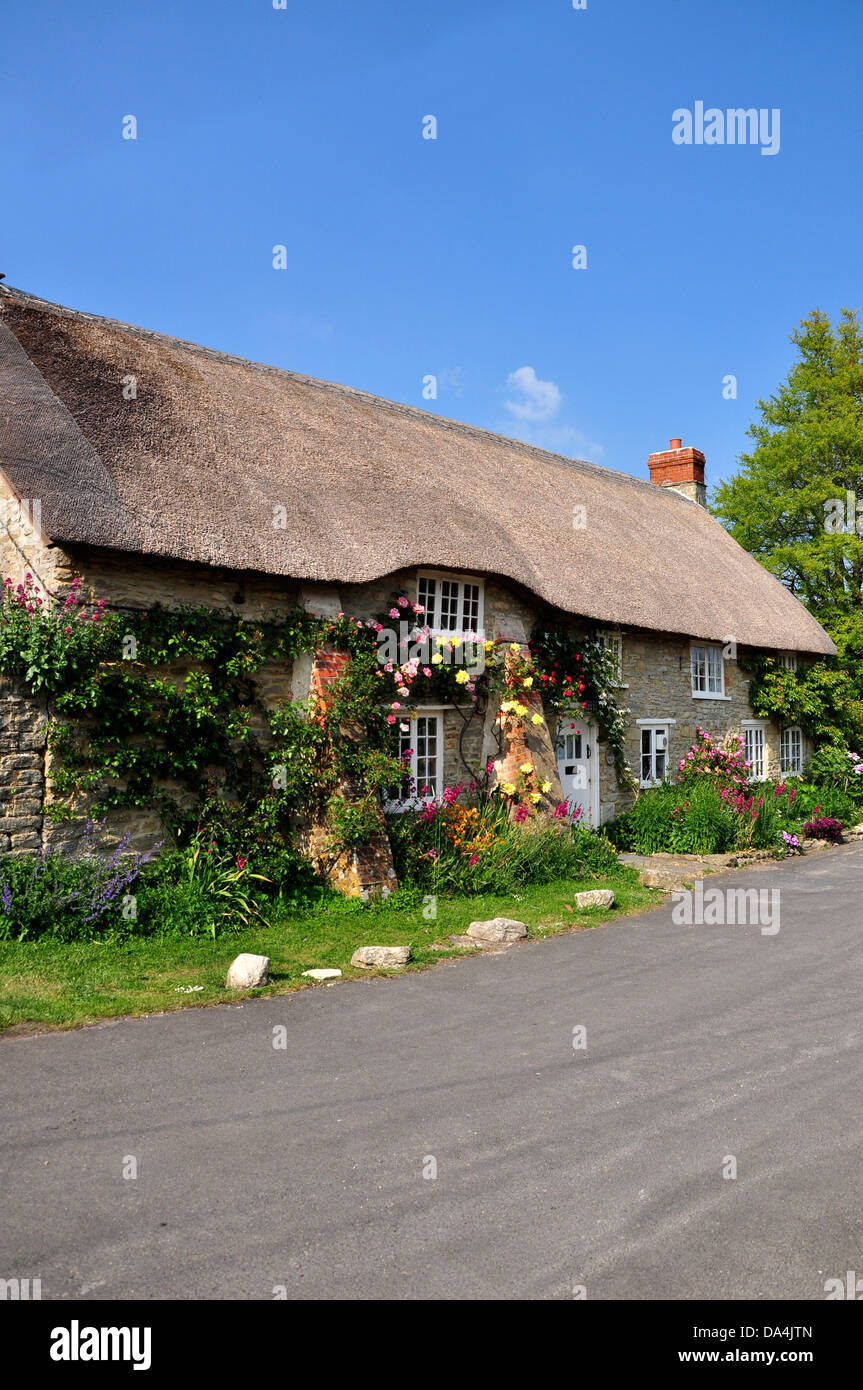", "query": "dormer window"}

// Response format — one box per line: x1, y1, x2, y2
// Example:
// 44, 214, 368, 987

417, 571, 484, 638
